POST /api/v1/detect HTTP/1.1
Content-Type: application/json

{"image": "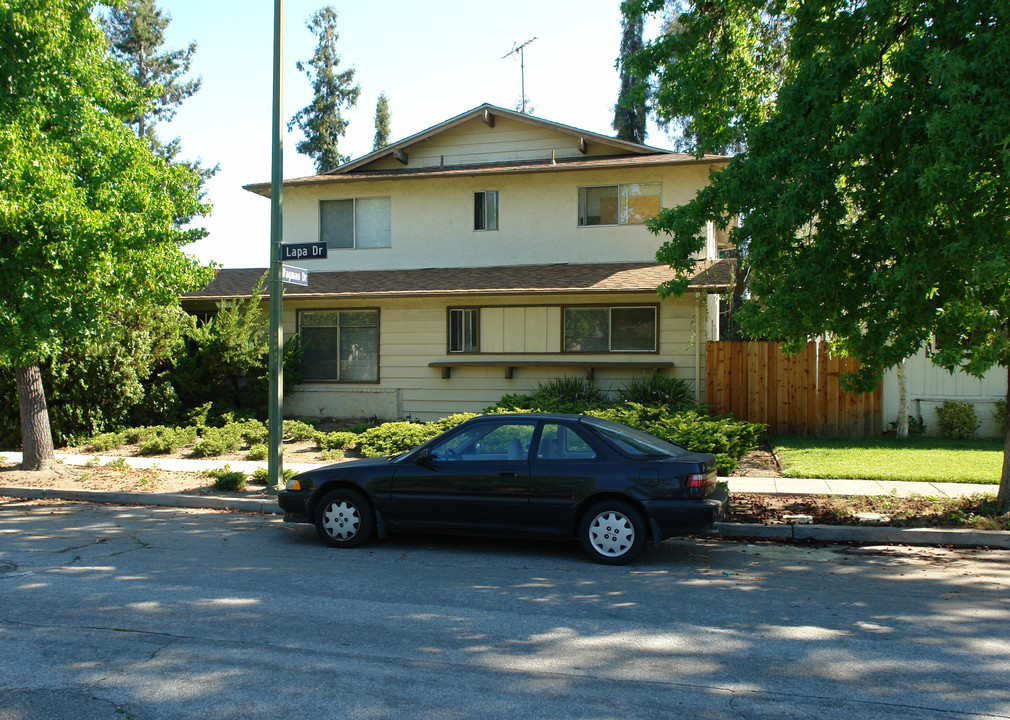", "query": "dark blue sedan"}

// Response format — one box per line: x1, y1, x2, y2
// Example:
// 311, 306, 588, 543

278, 413, 727, 564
